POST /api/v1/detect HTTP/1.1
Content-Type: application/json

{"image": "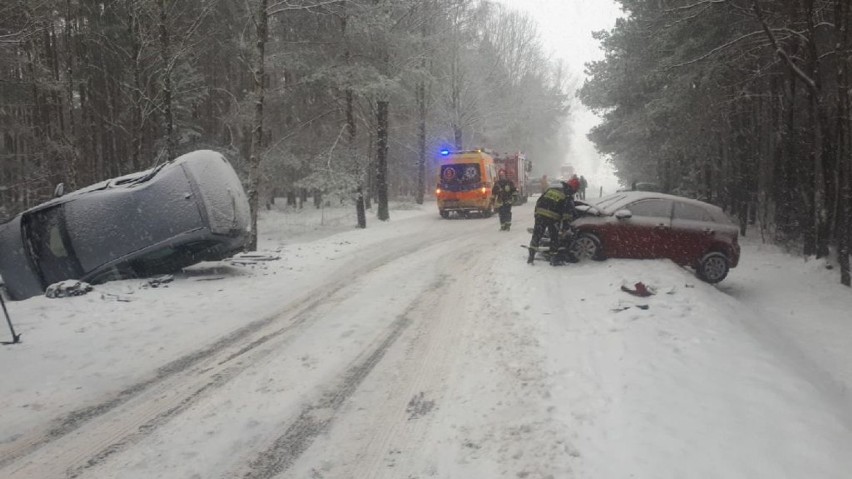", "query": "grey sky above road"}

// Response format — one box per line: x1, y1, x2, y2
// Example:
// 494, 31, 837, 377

499, 0, 624, 193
